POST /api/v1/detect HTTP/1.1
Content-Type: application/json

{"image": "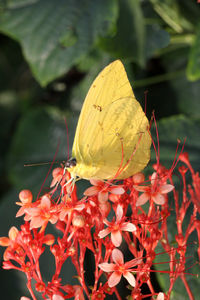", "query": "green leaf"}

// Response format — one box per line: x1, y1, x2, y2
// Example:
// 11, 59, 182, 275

150, 0, 194, 33
0, 90, 19, 181
4, 0, 40, 9
152, 115, 200, 170
170, 74, 200, 118
187, 23, 200, 81
6, 107, 78, 194
99, 0, 146, 66
145, 24, 170, 59
59, 28, 78, 48
0, 0, 118, 86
